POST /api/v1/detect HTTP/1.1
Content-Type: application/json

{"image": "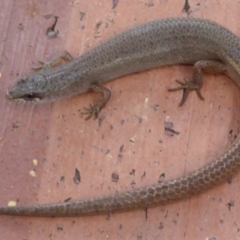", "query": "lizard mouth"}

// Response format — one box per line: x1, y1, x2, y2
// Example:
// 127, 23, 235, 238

6, 91, 43, 103
5, 91, 16, 101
